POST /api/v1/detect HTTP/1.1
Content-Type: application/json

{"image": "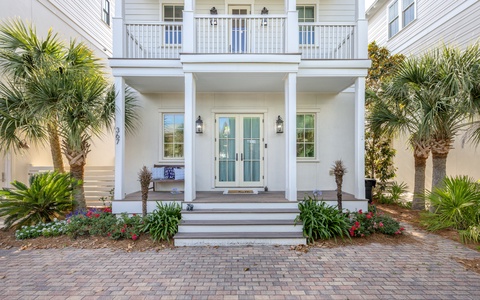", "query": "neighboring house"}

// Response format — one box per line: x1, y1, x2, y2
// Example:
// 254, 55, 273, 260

366, 0, 480, 192
0, 0, 116, 202
110, 0, 370, 245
